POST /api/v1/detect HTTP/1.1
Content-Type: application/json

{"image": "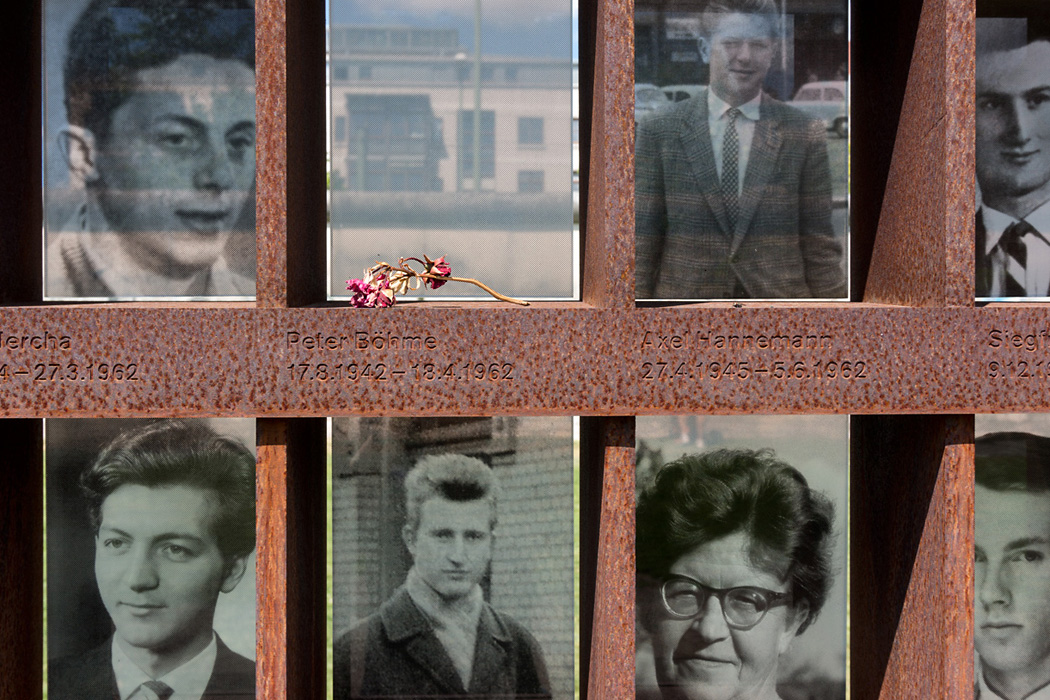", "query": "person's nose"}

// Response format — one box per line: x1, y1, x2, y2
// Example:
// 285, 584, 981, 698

446, 535, 467, 565
691, 591, 731, 641
1002, 98, 1034, 145
123, 547, 159, 592
978, 562, 1011, 609
193, 142, 236, 193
